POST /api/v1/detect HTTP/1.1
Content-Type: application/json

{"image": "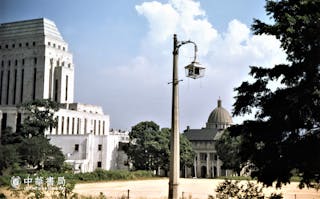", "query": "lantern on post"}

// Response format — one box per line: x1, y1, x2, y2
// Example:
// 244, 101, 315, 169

185, 61, 205, 79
